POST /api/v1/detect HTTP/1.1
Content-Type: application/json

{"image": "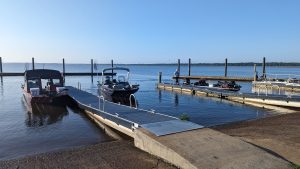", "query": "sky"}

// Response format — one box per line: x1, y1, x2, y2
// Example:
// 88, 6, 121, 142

0, 0, 300, 64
